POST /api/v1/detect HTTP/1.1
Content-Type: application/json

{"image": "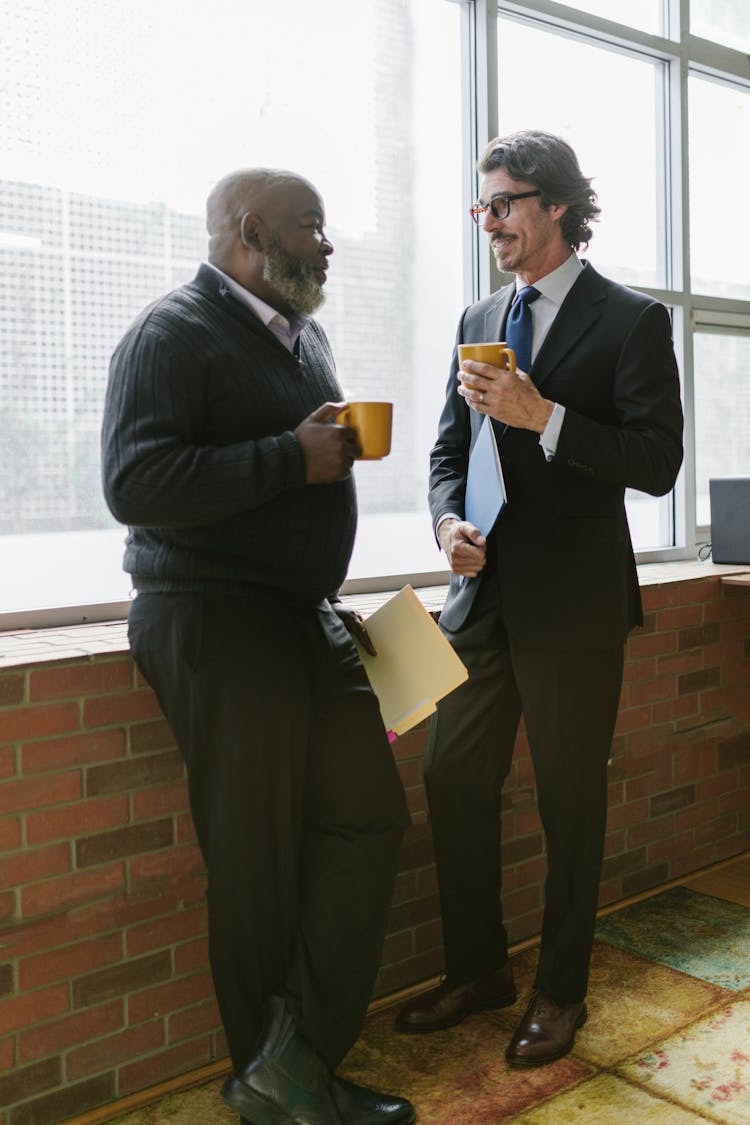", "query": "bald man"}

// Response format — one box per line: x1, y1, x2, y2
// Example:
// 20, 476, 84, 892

102, 169, 414, 1125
